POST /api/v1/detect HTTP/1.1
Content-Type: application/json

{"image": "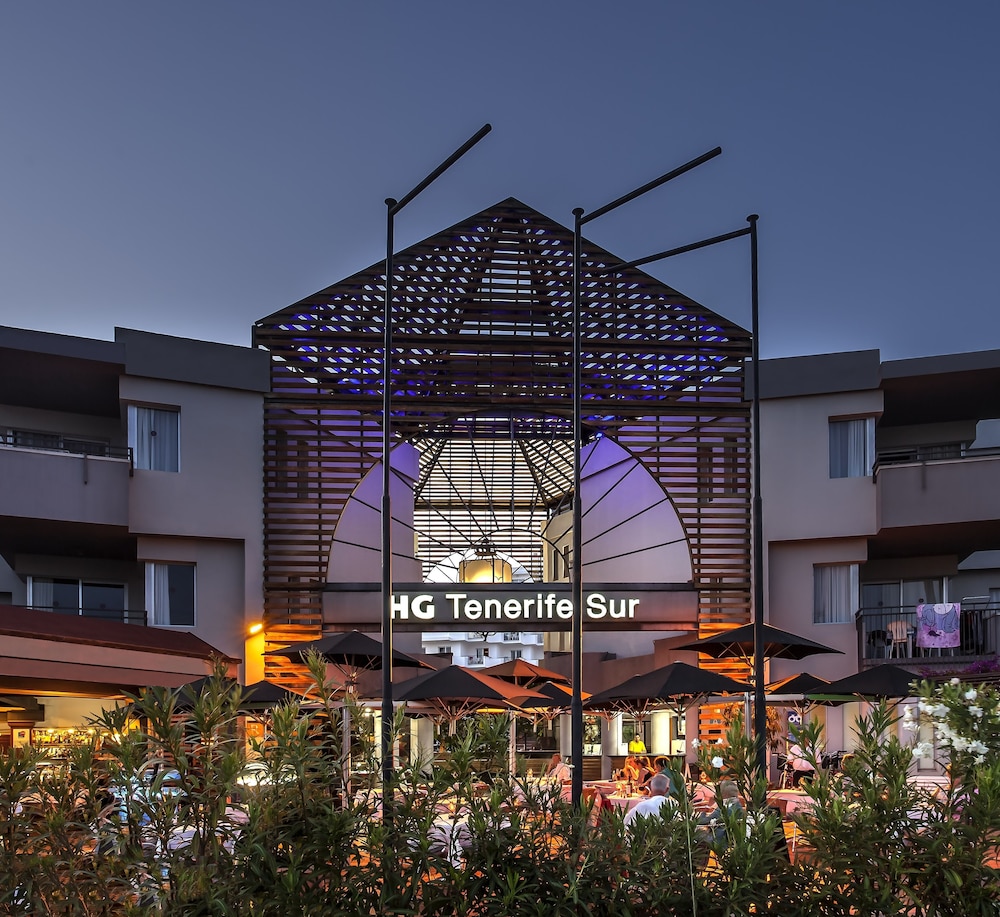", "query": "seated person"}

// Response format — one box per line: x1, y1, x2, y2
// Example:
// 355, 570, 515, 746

623, 772, 676, 829
687, 763, 716, 808
696, 779, 744, 845
622, 754, 642, 783
787, 741, 816, 787
546, 752, 571, 781
636, 755, 654, 788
